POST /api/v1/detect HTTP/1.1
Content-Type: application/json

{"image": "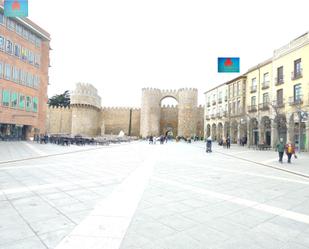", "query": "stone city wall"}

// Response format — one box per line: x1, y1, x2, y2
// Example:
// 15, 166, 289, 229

46, 106, 72, 134
102, 107, 141, 136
